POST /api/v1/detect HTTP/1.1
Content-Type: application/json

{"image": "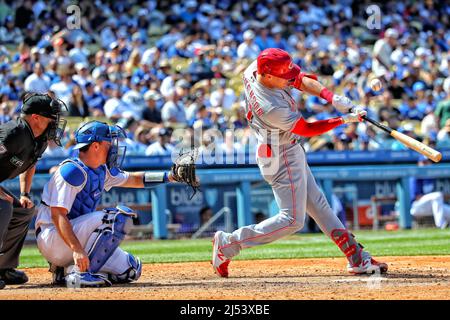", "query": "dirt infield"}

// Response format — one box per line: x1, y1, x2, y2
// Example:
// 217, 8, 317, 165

1, 256, 449, 300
